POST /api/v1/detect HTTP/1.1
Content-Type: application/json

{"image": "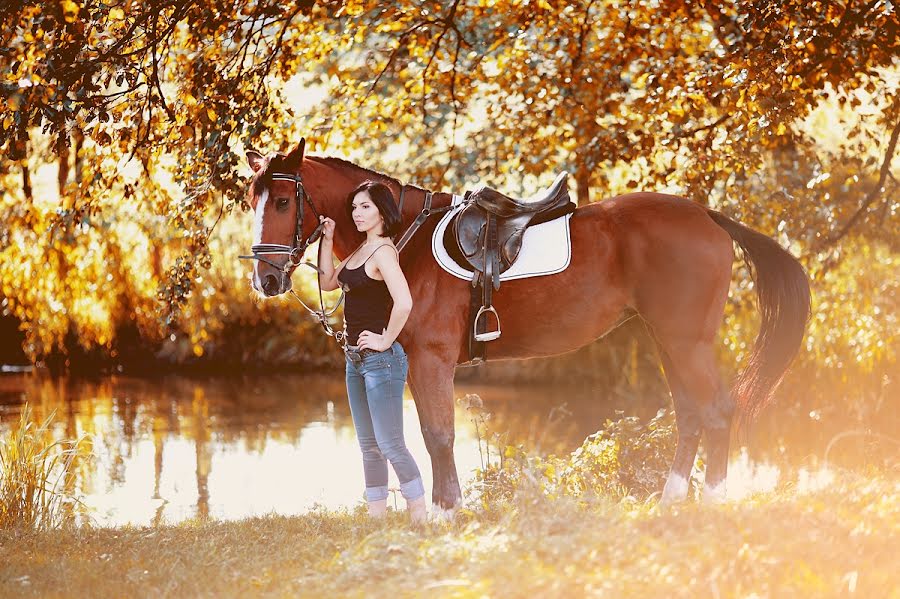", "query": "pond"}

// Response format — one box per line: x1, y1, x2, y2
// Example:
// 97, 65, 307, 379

0, 371, 864, 527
